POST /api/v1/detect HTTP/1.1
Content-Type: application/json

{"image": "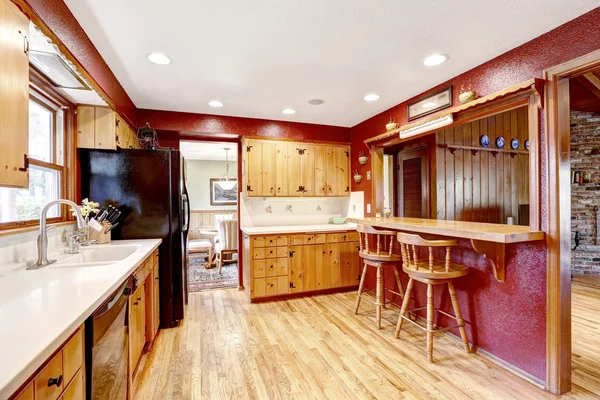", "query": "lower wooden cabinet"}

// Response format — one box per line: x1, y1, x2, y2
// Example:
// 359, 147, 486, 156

129, 282, 146, 372
243, 231, 360, 301
12, 327, 84, 400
